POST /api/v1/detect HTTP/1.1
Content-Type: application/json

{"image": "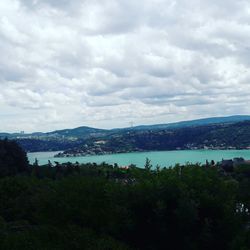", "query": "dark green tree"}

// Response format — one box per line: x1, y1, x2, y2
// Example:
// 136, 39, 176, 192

0, 139, 28, 177
144, 158, 152, 171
